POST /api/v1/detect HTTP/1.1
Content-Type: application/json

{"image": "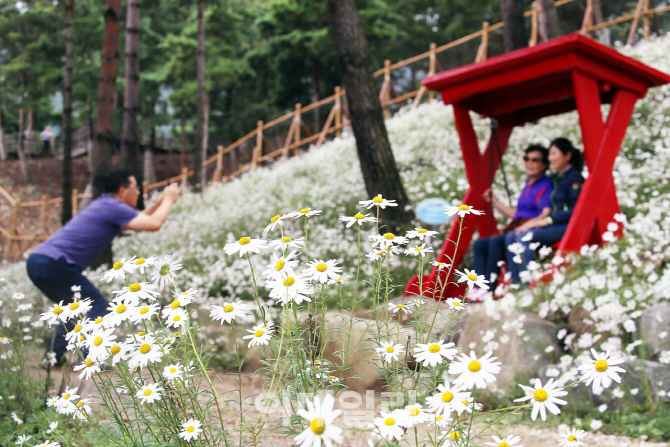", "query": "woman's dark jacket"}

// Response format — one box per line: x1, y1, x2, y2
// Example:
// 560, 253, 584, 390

546, 166, 584, 225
